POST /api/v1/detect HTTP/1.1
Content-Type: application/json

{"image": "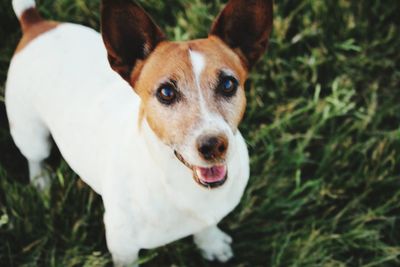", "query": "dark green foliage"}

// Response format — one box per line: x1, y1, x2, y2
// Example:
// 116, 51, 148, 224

1, 0, 400, 266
